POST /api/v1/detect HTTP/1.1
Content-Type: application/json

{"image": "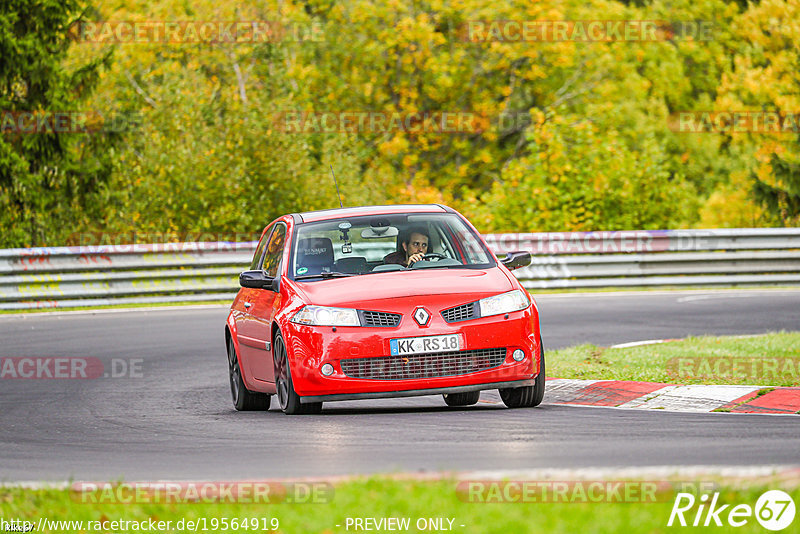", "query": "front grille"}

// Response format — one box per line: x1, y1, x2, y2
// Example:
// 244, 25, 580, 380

340, 348, 506, 380
361, 311, 401, 327
441, 302, 478, 323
